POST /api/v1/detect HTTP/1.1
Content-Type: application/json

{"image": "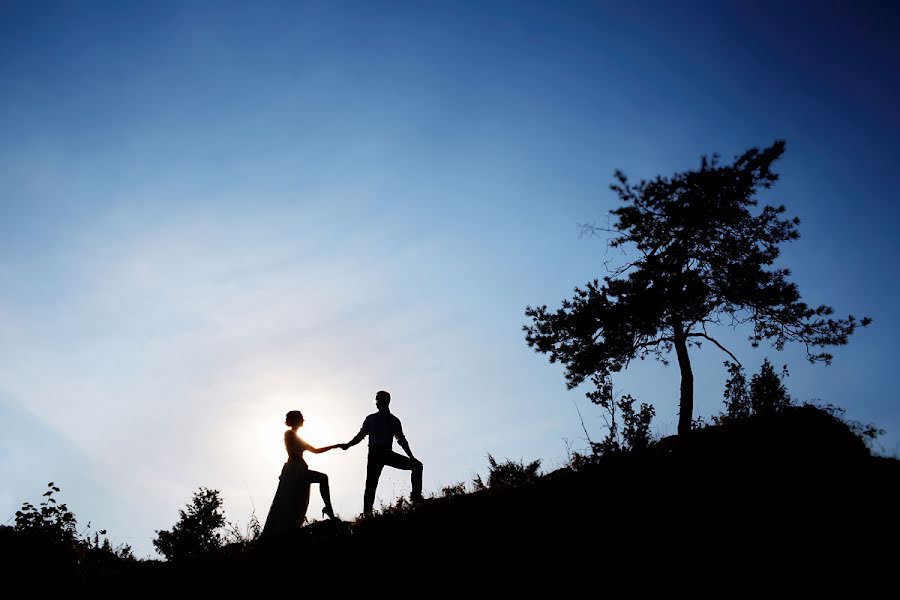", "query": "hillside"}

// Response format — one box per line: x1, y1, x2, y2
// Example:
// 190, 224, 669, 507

4, 404, 898, 592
